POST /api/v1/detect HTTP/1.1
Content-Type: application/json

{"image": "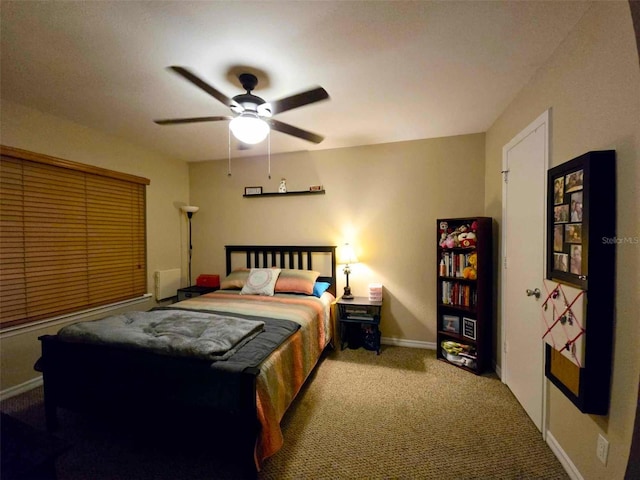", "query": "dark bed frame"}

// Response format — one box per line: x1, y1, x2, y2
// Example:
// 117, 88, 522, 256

37, 245, 336, 478
225, 244, 337, 297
